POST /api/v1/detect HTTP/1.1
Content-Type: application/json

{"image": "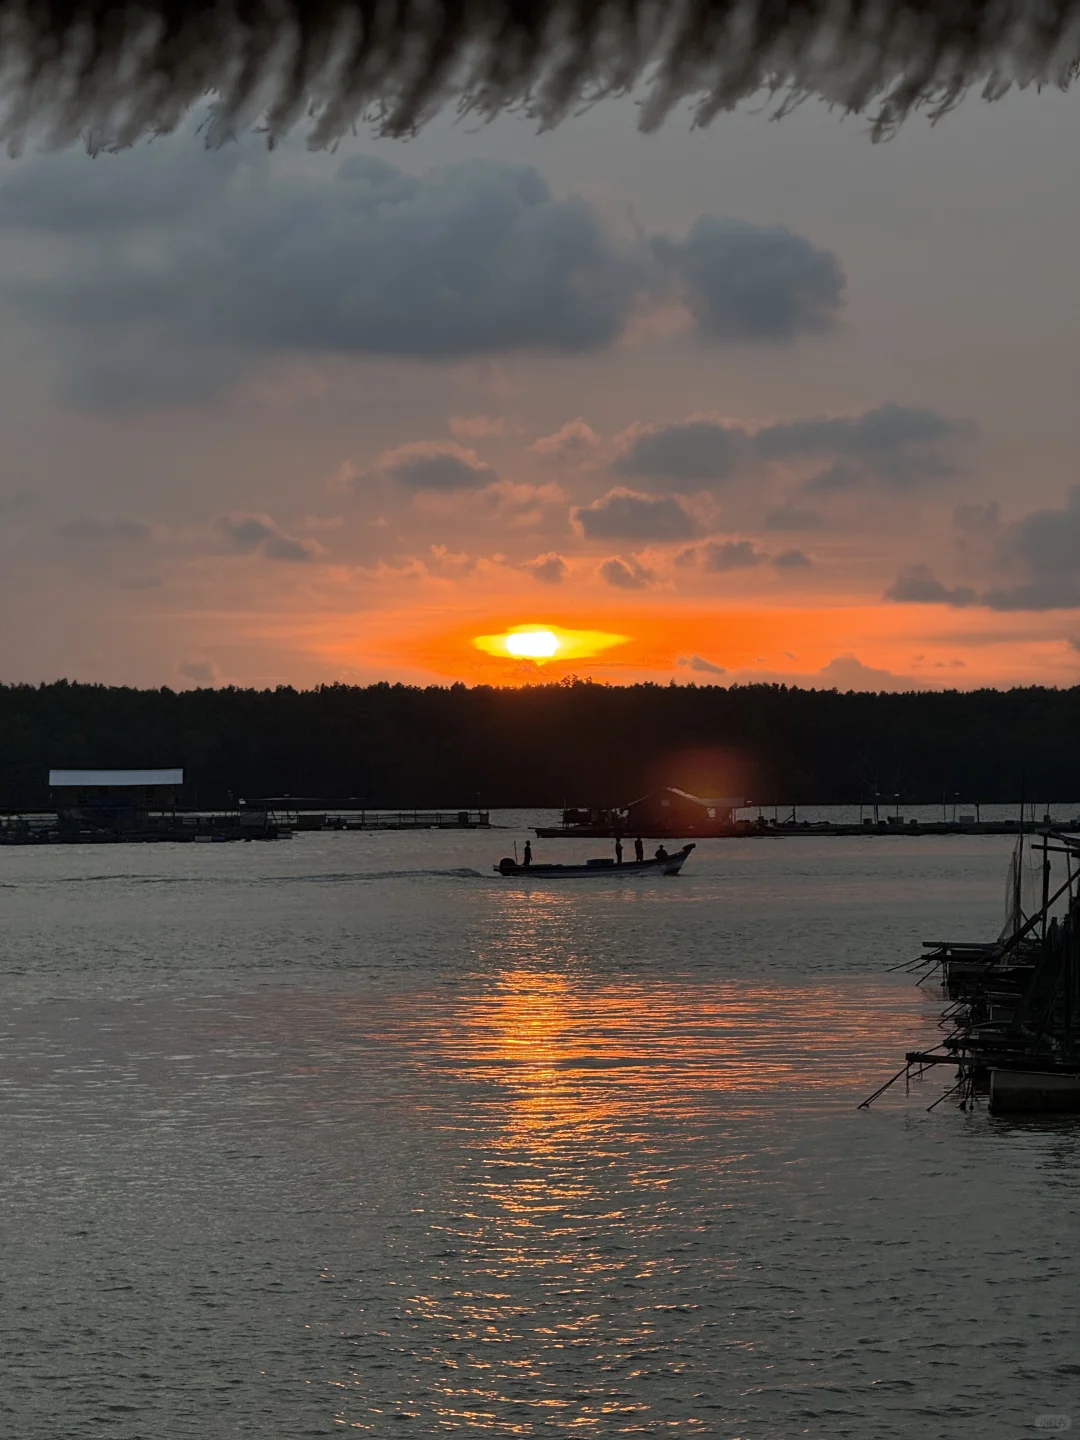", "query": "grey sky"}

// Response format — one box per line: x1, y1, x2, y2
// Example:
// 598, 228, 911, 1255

0, 86, 1077, 688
